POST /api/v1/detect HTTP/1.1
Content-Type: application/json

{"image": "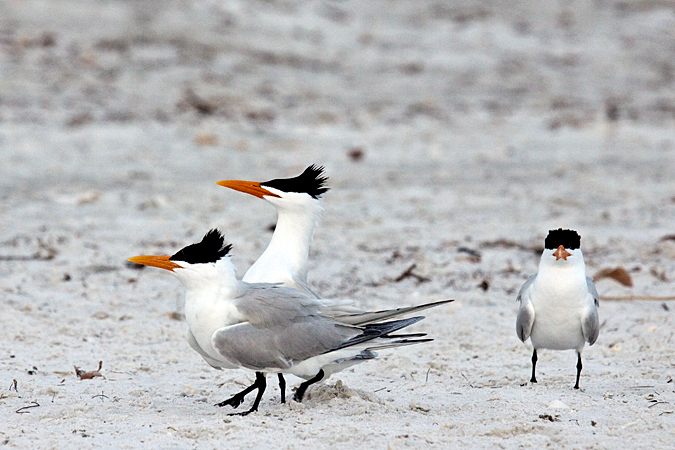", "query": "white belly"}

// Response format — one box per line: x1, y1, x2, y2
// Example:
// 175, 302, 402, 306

530, 312, 585, 351
529, 280, 588, 351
